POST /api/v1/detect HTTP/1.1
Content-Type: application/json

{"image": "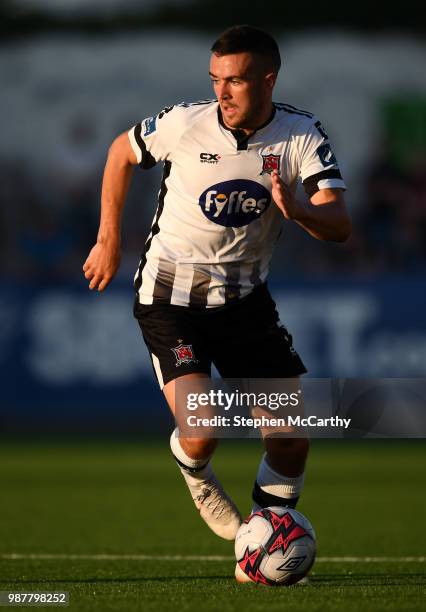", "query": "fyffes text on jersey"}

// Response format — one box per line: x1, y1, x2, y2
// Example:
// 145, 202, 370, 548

199, 179, 271, 227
